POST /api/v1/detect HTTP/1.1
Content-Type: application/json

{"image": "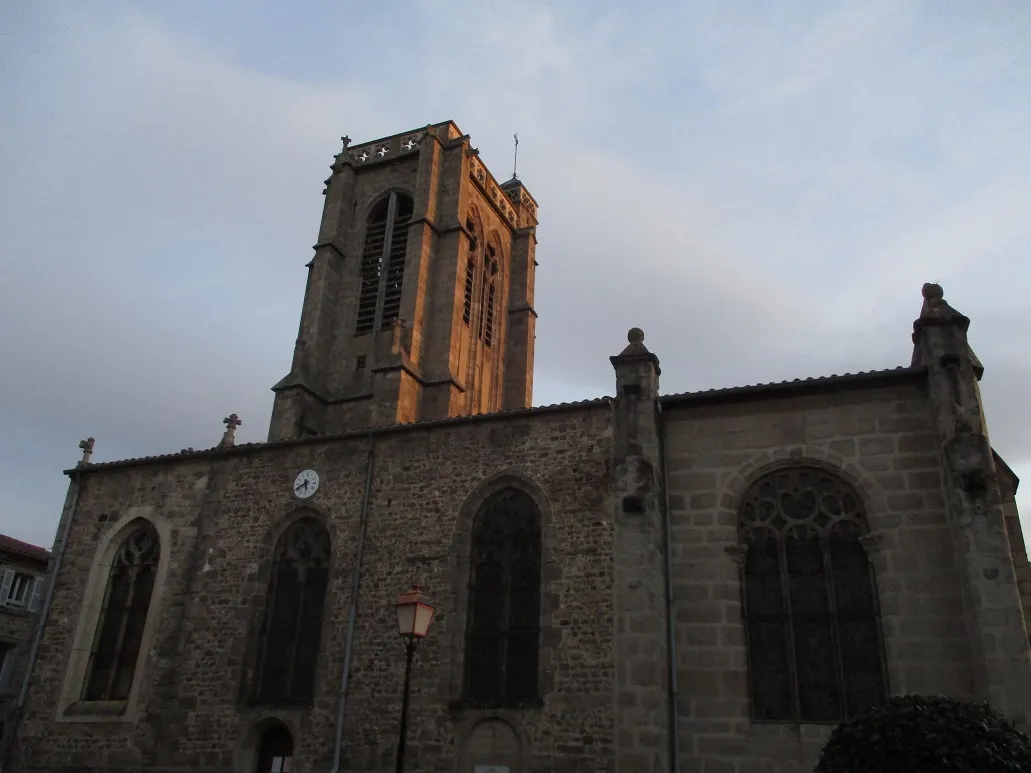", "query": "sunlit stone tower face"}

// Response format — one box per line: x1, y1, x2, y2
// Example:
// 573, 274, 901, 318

268, 121, 539, 441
